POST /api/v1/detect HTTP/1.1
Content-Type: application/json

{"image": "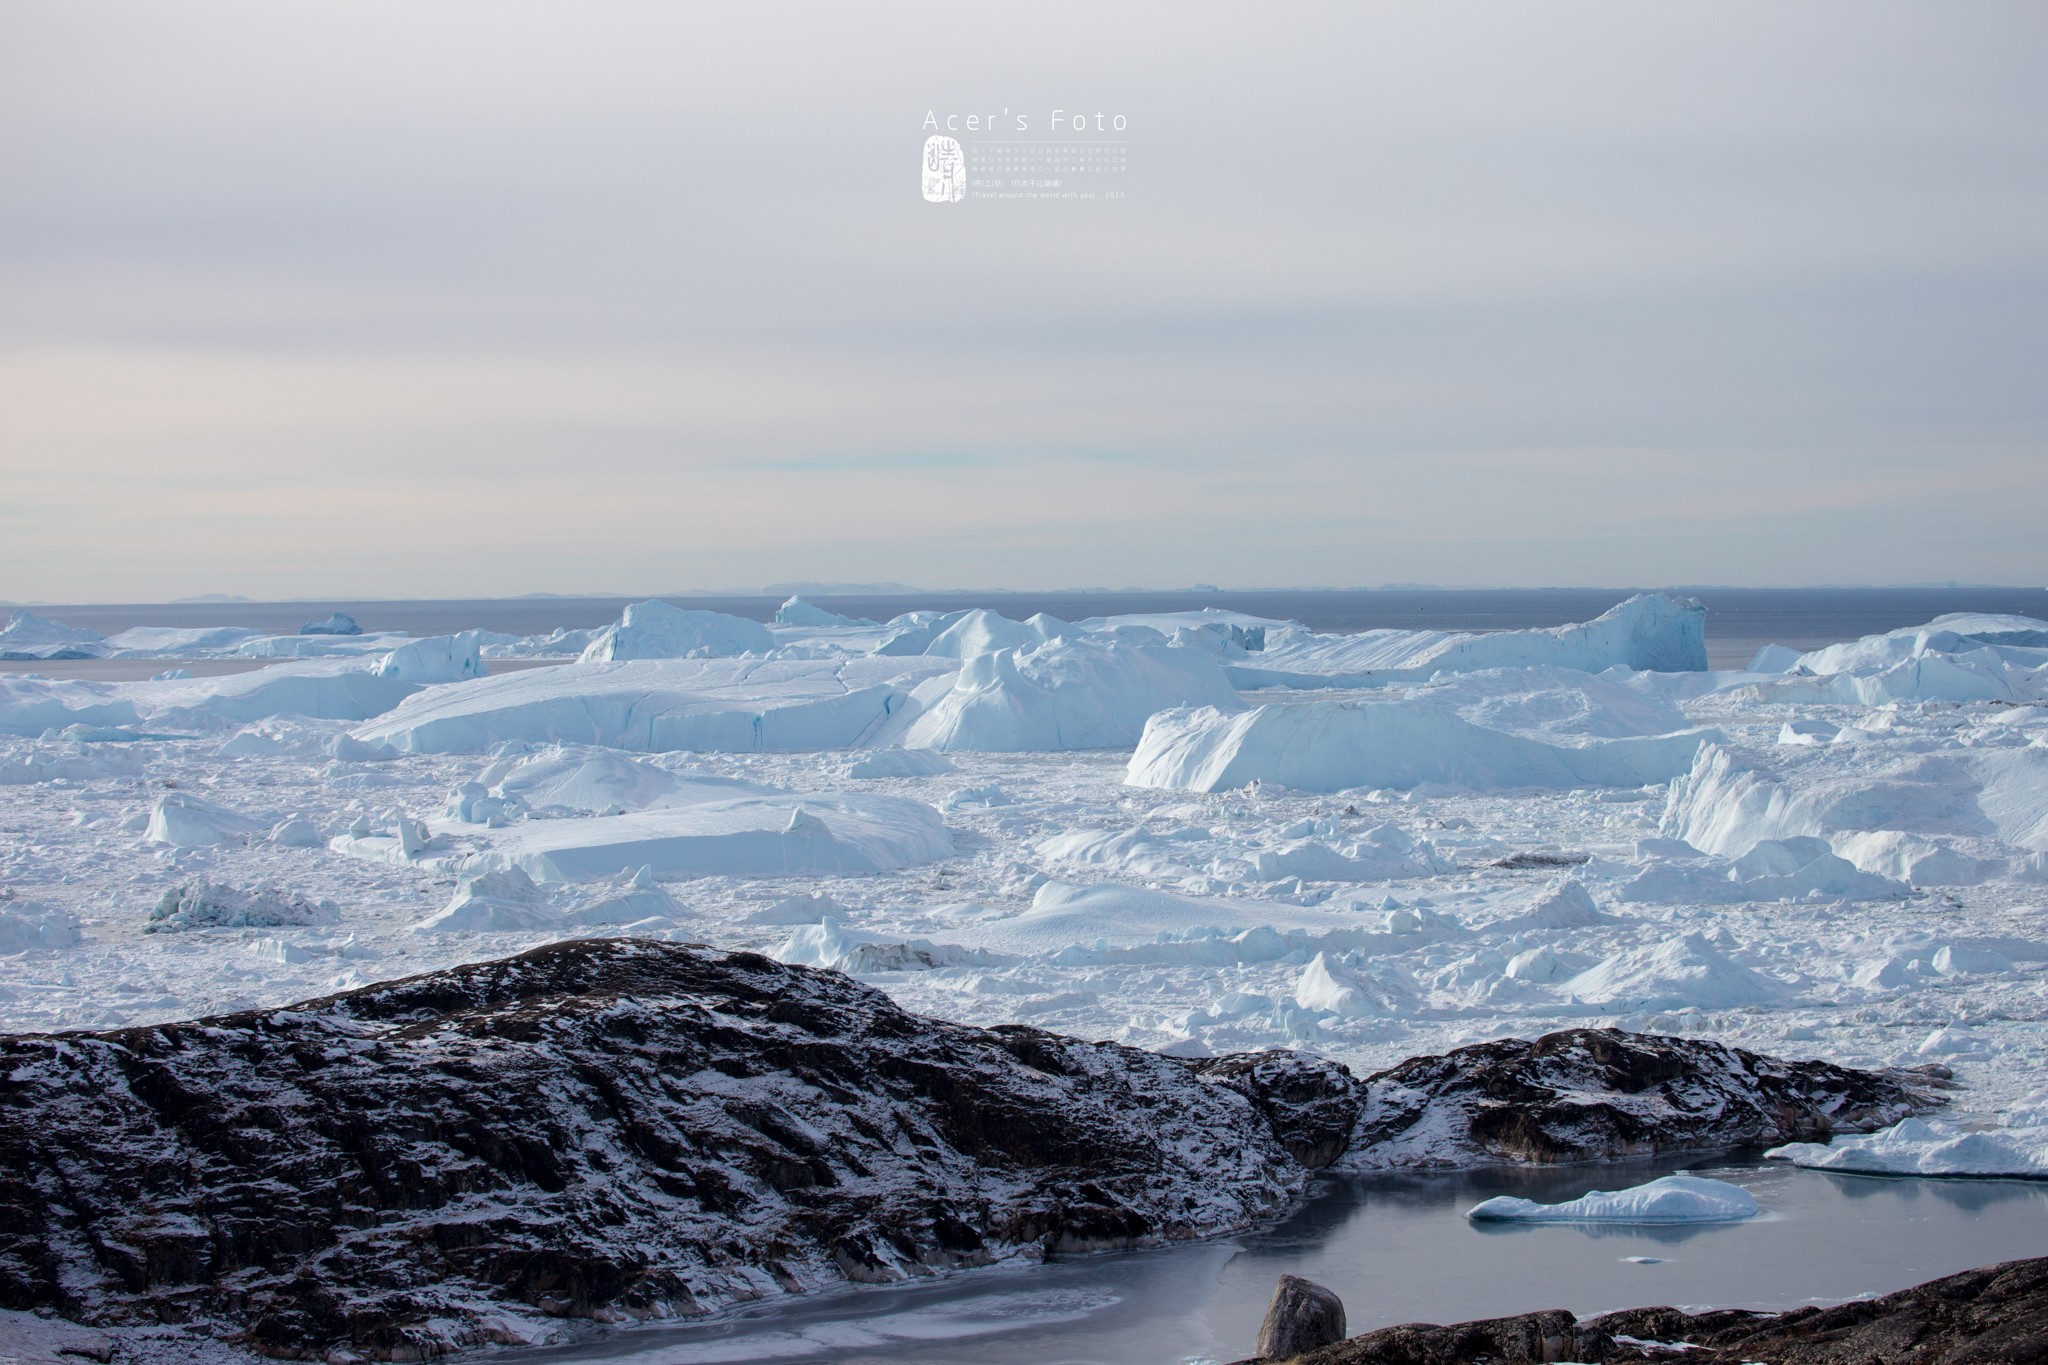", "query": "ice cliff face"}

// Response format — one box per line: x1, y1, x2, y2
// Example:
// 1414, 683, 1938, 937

0, 941, 1942, 1360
